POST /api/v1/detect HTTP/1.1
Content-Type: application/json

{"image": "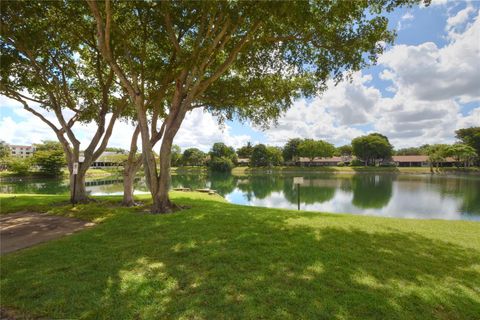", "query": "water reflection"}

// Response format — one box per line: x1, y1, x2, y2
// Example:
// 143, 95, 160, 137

351, 175, 394, 209
1, 173, 479, 221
